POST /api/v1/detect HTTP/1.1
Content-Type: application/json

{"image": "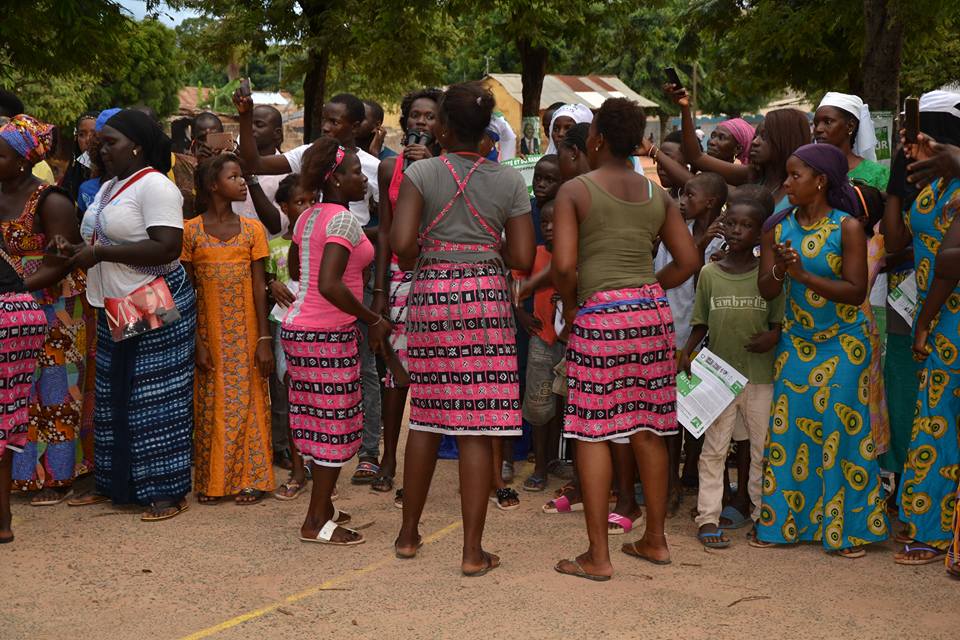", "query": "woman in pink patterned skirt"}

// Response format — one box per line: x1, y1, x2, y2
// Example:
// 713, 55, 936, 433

551, 98, 700, 580
0, 246, 47, 543
281, 138, 391, 546
391, 82, 535, 576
